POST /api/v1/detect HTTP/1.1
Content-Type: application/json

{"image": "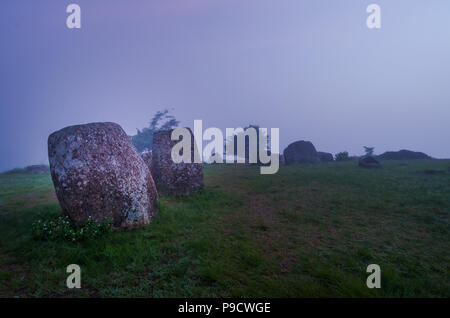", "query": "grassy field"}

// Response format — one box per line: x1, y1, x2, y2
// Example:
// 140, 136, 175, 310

0, 160, 449, 297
